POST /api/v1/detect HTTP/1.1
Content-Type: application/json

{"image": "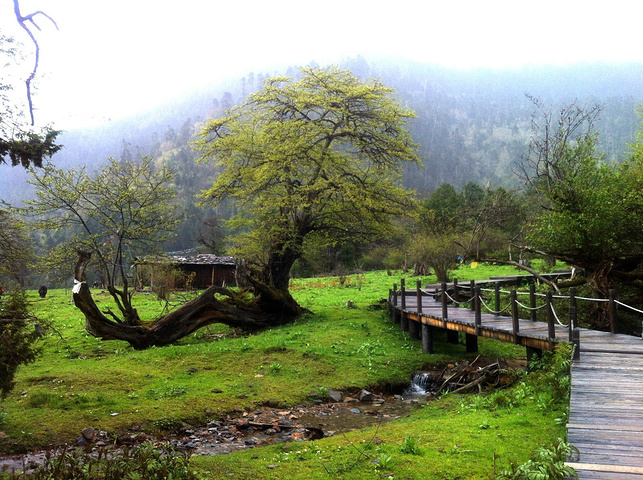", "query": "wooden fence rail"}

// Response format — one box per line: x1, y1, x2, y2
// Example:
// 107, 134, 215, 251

388, 274, 643, 360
